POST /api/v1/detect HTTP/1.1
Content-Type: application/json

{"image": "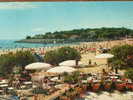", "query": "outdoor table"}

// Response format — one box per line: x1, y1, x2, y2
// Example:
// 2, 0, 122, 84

0, 90, 3, 92
82, 80, 88, 83
127, 79, 132, 83
50, 77, 58, 81
55, 84, 65, 89
8, 87, 14, 90
117, 79, 122, 82
0, 81, 8, 84
87, 77, 93, 81
0, 84, 8, 87
93, 80, 100, 83
115, 73, 120, 76
32, 85, 37, 88
21, 85, 26, 89
23, 81, 32, 85
105, 79, 111, 82
110, 76, 118, 79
